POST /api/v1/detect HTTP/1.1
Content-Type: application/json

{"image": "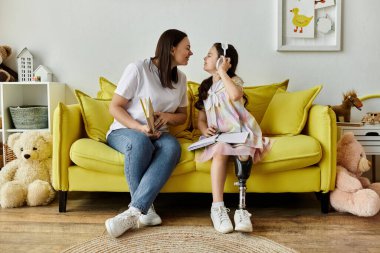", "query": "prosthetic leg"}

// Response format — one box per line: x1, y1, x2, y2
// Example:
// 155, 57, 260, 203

233, 156, 253, 209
